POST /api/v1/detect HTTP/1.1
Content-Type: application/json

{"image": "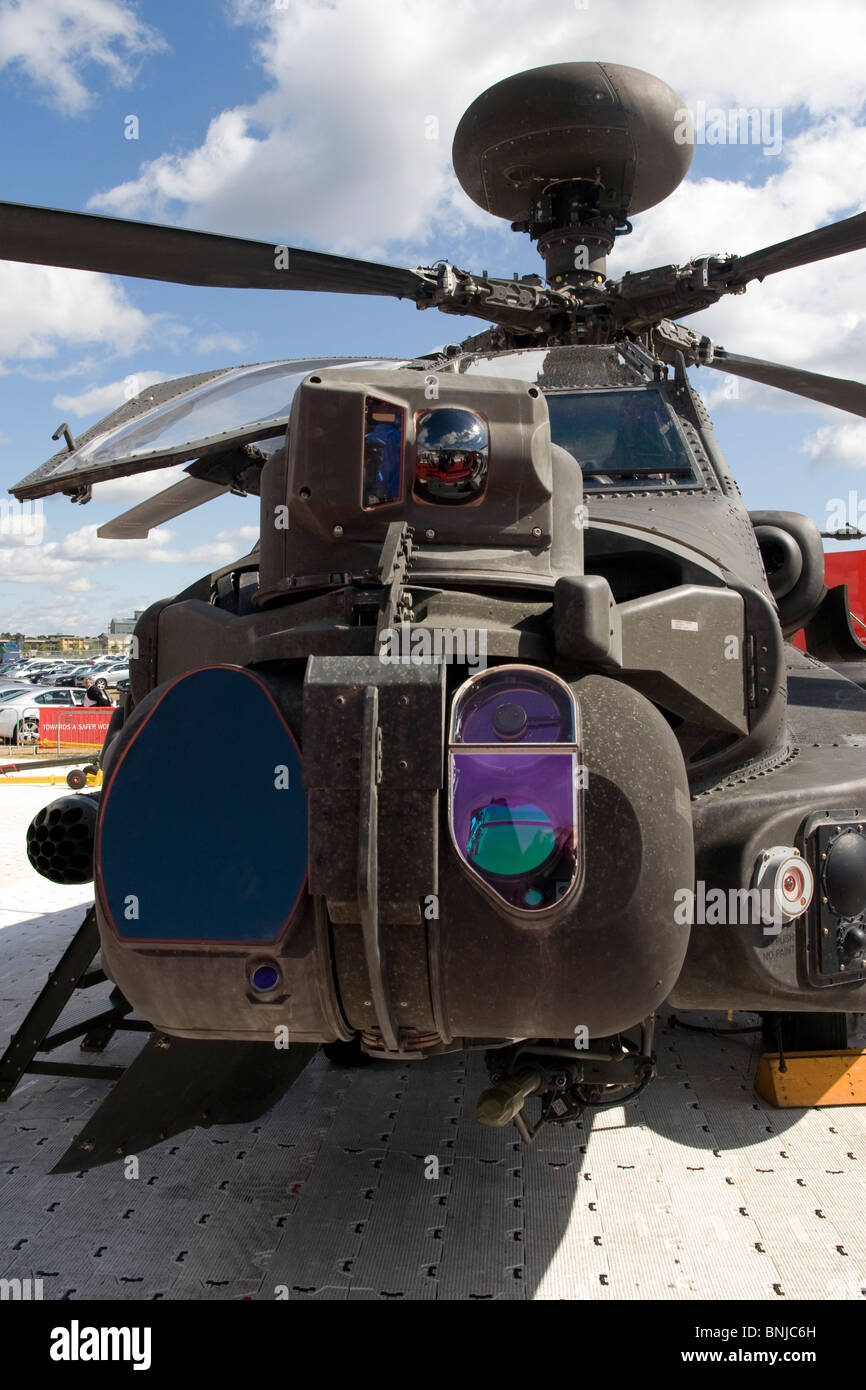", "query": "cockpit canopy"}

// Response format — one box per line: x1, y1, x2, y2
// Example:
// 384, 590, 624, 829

546, 388, 698, 490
